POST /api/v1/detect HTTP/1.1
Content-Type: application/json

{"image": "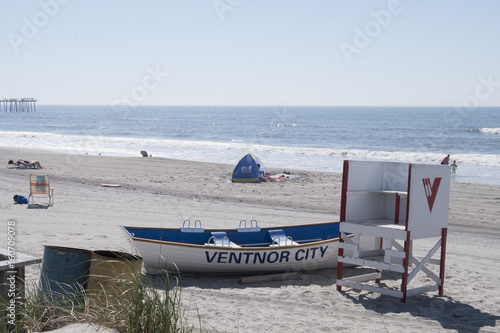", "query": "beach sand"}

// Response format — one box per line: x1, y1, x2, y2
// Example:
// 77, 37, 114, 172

1, 147, 499, 332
